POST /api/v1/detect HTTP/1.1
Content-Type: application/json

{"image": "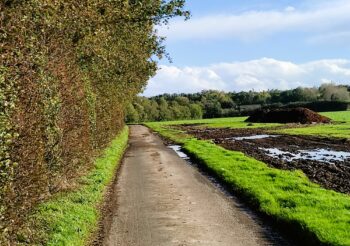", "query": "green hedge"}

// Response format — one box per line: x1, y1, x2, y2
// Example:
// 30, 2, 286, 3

264, 101, 350, 112
0, 1, 188, 243
20, 127, 129, 245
